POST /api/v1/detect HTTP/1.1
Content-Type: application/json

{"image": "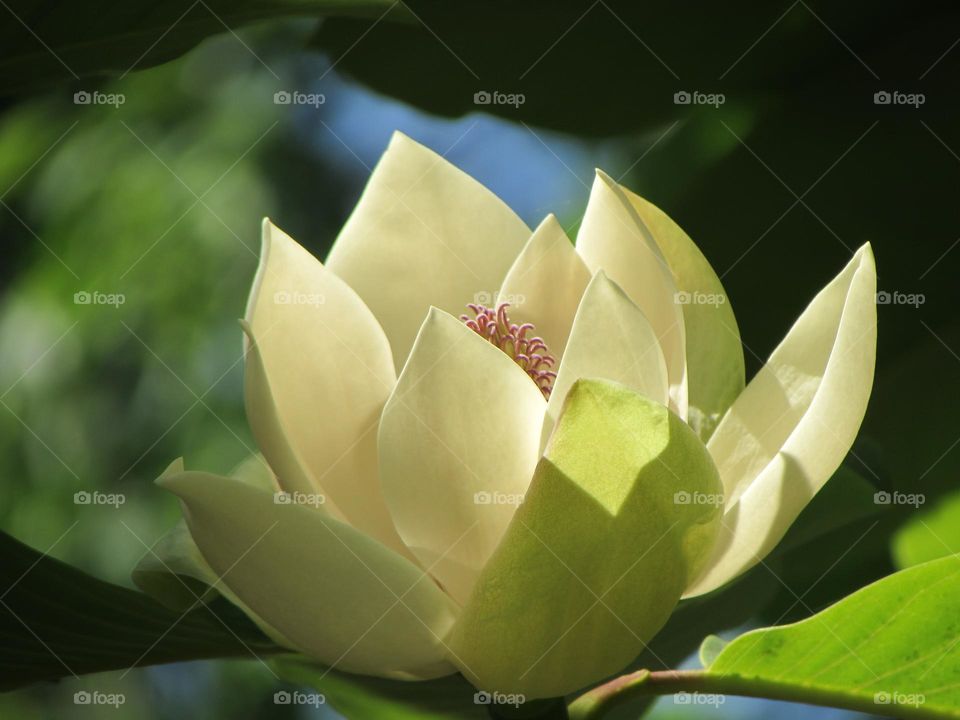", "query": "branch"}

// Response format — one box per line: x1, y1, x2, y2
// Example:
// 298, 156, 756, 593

568, 669, 950, 720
